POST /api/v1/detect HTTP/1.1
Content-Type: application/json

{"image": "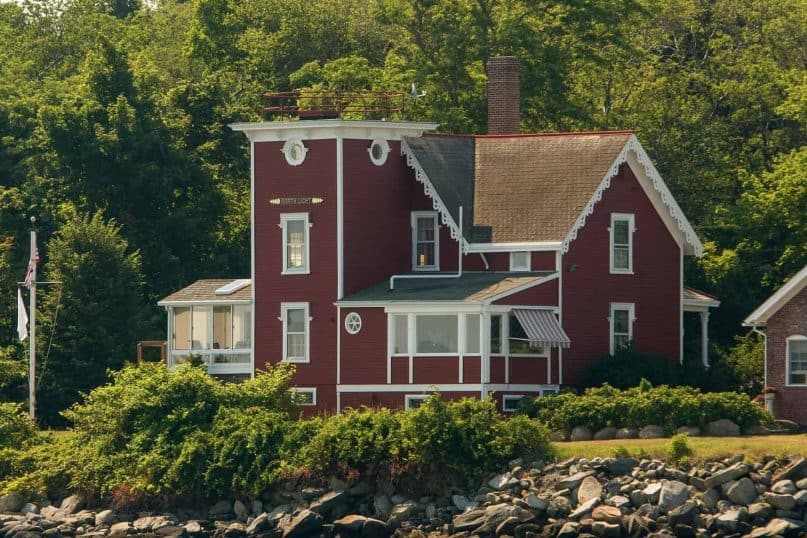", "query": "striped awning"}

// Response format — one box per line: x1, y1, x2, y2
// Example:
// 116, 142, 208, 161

512, 309, 571, 349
